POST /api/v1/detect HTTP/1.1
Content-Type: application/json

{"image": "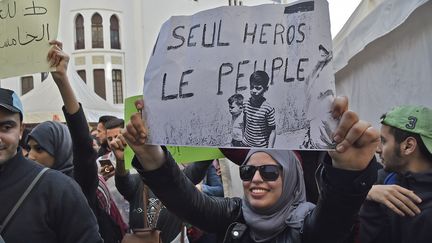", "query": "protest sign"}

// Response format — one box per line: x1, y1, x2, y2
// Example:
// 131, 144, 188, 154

0, 0, 60, 79
124, 95, 225, 169
144, 0, 337, 150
